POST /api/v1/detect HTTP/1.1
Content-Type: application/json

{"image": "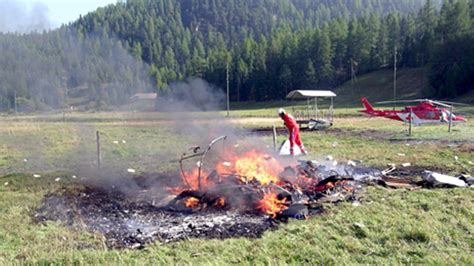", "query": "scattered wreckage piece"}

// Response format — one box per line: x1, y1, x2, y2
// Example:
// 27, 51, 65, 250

379, 176, 417, 189
422, 171, 468, 188
33, 135, 472, 249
